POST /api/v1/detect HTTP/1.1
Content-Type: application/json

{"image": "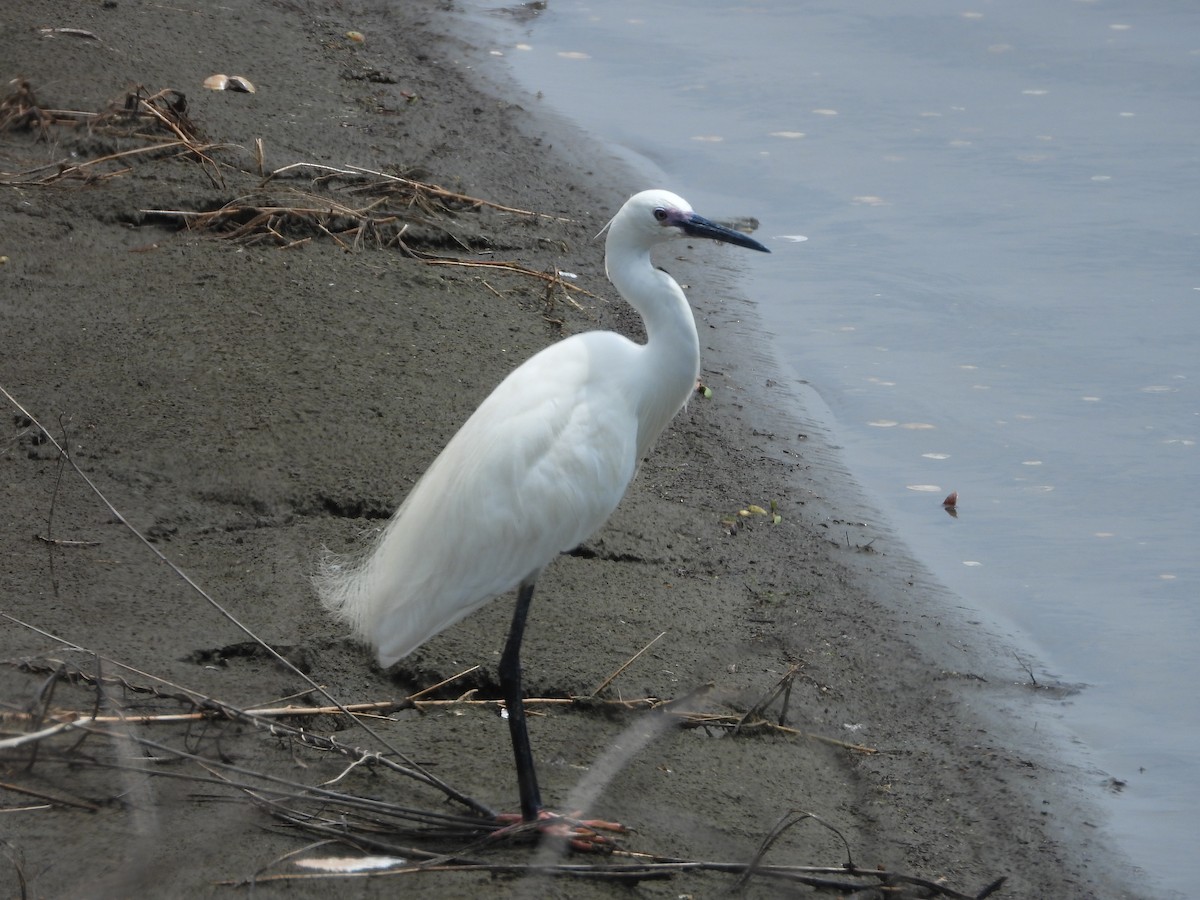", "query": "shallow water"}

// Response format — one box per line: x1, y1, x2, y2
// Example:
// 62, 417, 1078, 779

467, 1, 1199, 893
